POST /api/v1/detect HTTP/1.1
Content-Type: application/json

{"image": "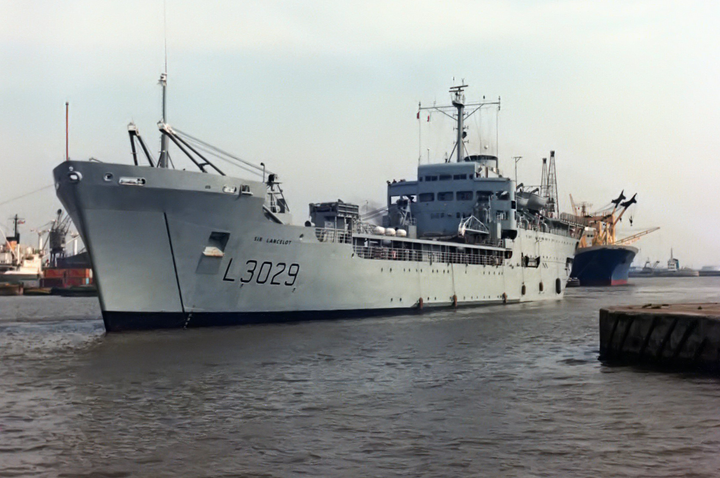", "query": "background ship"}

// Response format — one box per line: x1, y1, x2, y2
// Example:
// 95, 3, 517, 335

652, 249, 699, 277
0, 214, 43, 290
568, 192, 658, 286
0, 210, 95, 295
630, 251, 700, 278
